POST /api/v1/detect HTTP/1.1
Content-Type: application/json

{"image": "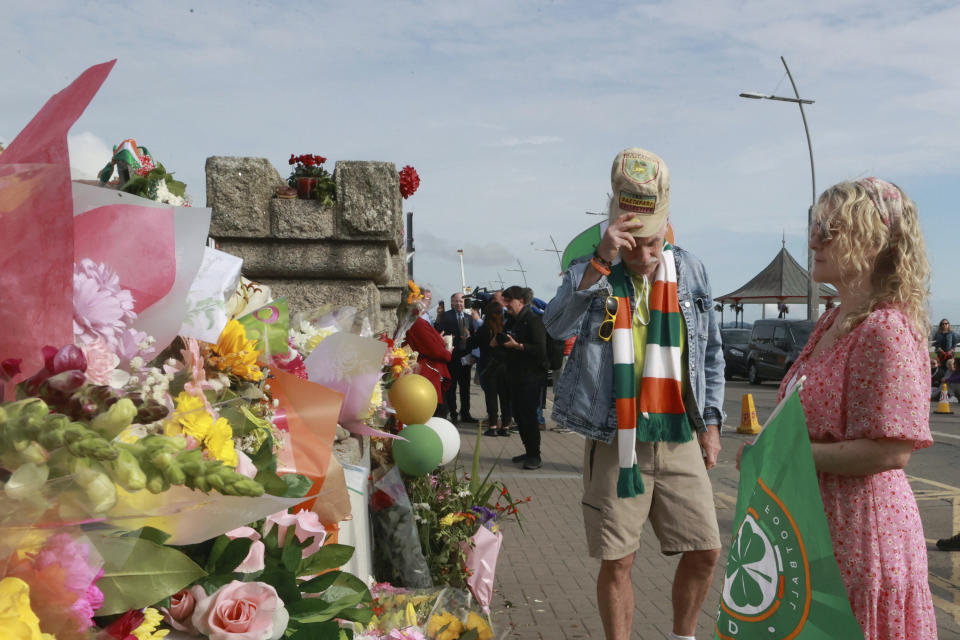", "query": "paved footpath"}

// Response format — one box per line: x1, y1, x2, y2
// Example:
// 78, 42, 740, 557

453, 384, 960, 639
